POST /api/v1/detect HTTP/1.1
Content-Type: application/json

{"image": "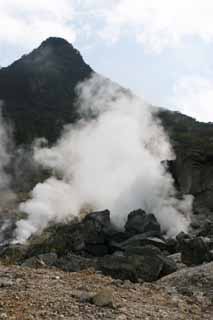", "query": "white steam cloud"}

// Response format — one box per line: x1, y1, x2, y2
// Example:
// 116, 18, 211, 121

15, 75, 193, 242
